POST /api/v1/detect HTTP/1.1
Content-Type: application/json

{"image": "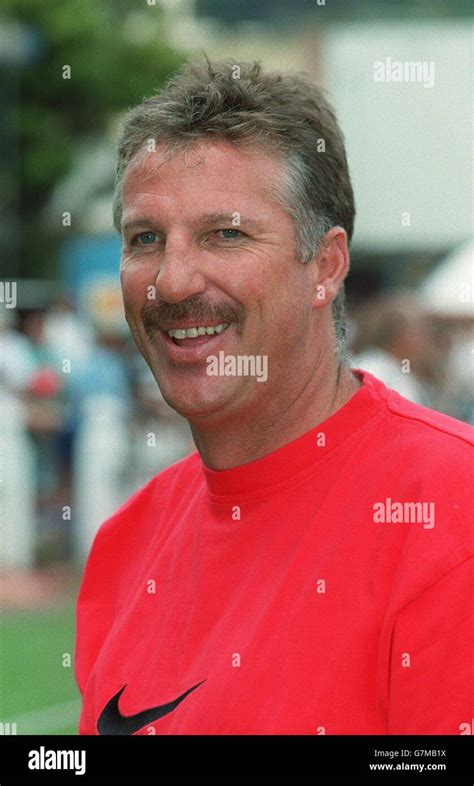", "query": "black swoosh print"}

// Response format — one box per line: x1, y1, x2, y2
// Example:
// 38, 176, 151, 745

97, 680, 206, 735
